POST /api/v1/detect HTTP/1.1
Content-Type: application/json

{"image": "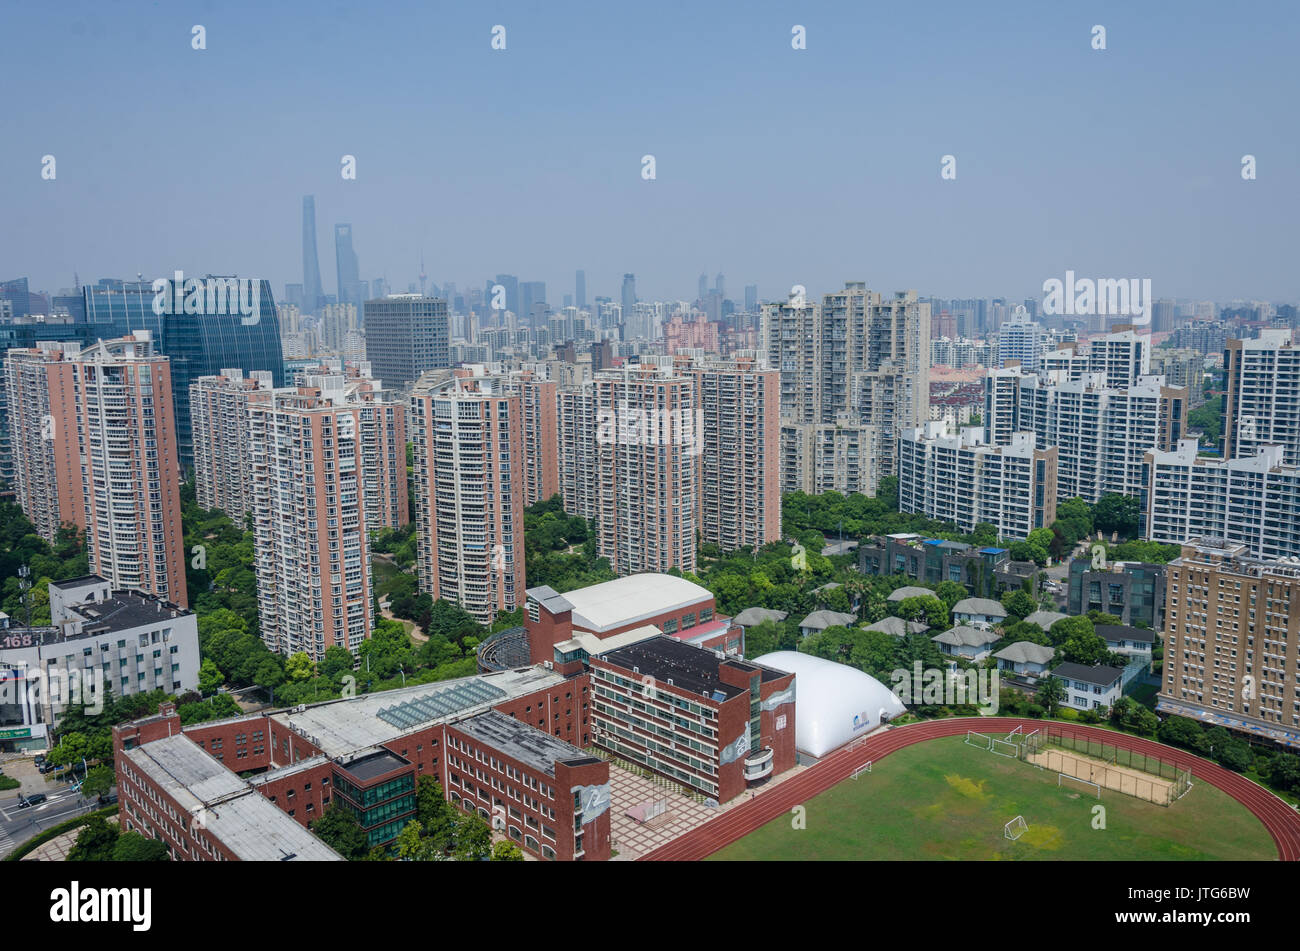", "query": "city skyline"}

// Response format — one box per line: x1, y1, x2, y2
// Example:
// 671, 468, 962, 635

4, 1, 1299, 303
